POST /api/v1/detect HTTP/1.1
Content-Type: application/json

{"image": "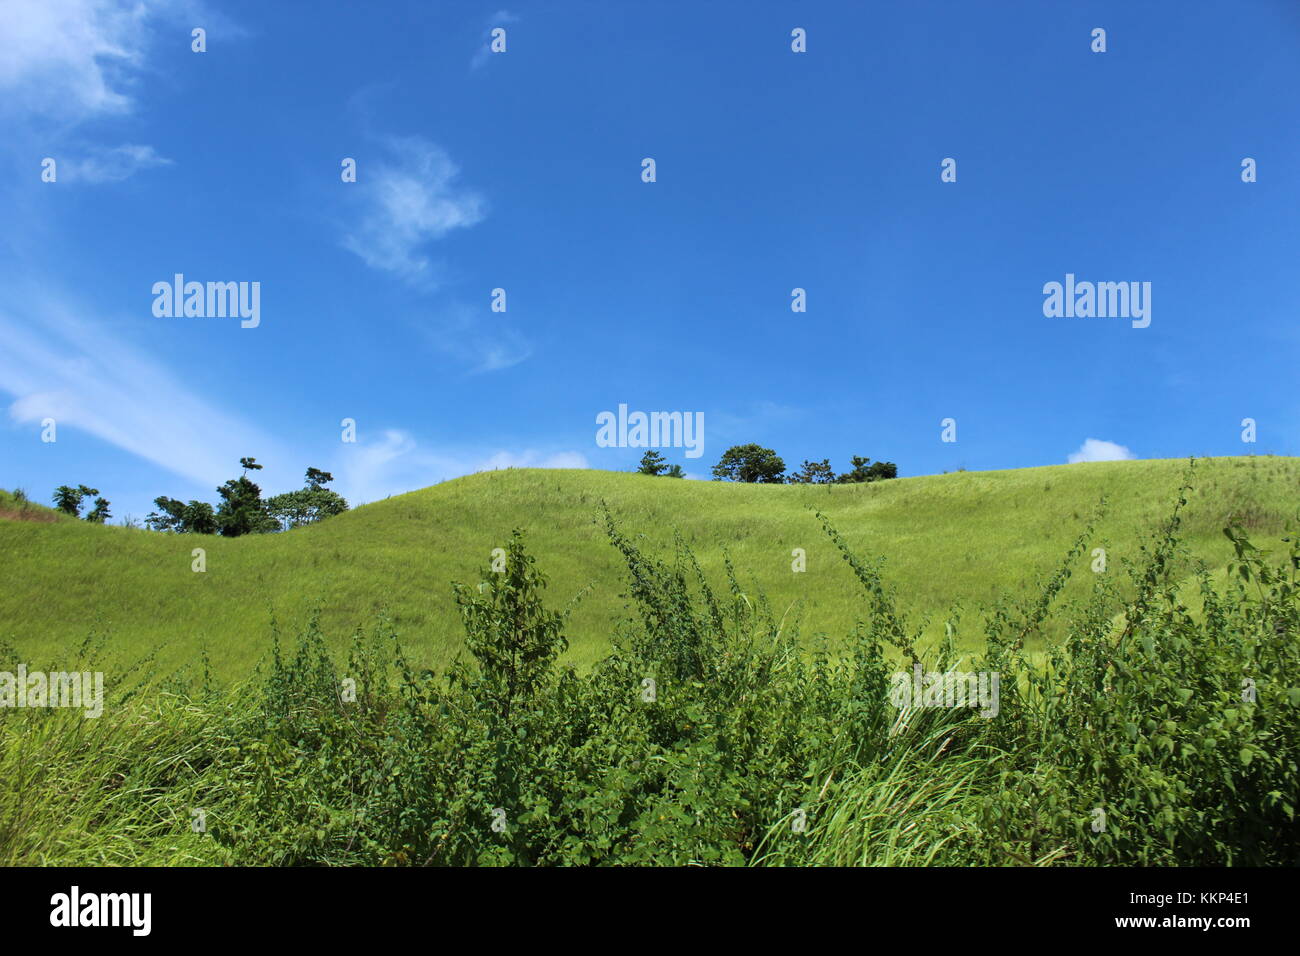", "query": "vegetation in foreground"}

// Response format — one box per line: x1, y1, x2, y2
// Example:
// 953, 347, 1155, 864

1, 464, 1296, 866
